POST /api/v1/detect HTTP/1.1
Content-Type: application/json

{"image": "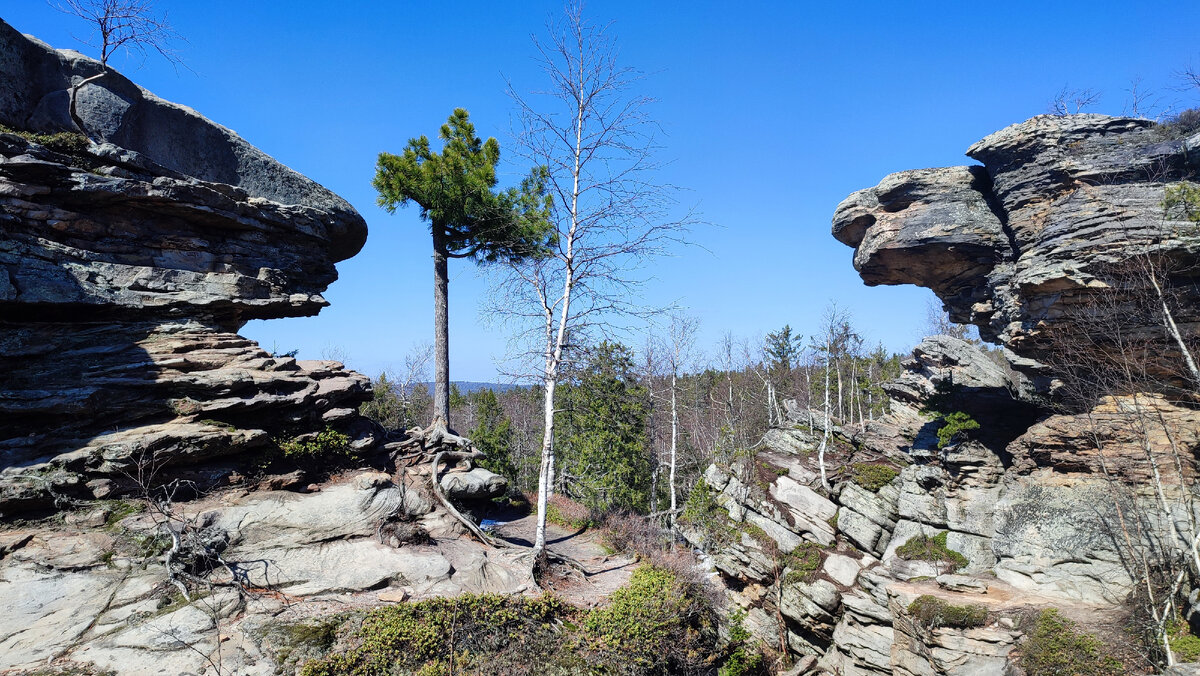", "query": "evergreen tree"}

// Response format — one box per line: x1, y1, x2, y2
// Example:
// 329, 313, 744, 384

373, 108, 553, 427
469, 389, 517, 480
558, 342, 650, 513
764, 324, 803, 373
